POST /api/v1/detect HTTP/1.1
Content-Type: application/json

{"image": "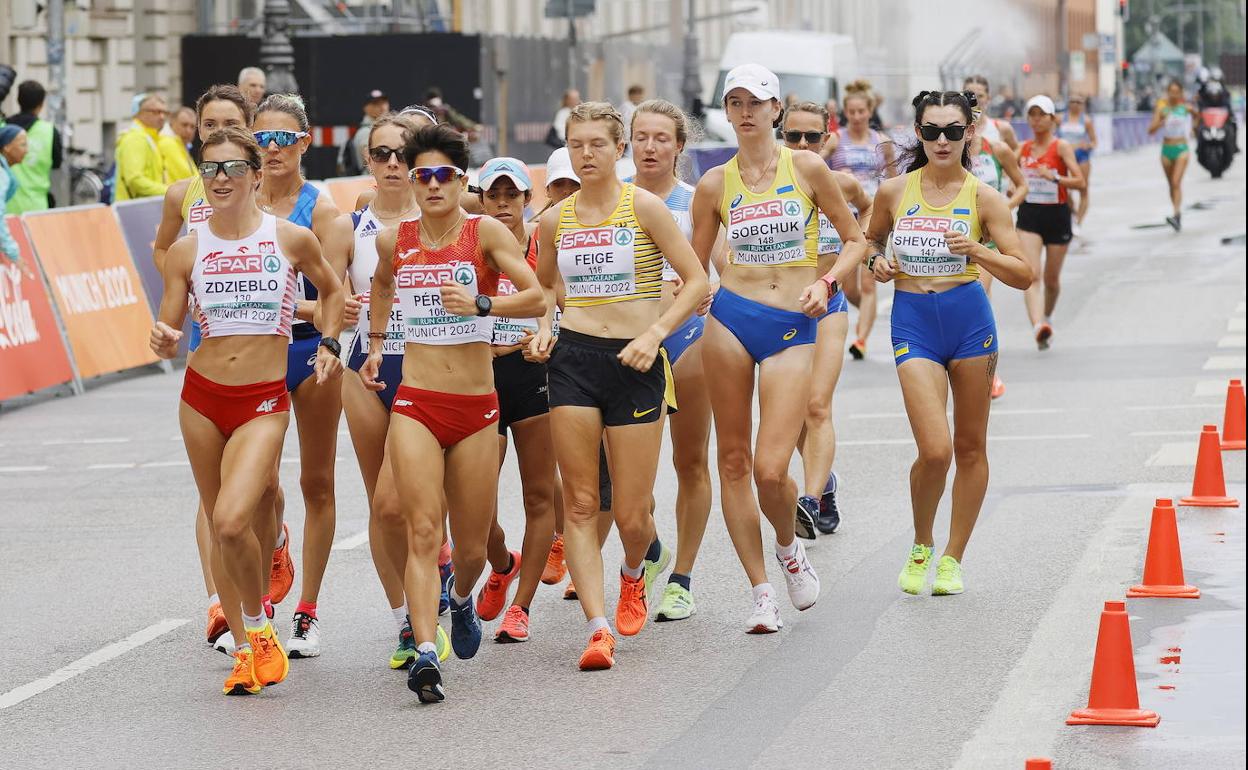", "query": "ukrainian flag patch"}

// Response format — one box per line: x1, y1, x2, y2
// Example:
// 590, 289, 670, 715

953, 207, 971, 216
893, 342, 910, 358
